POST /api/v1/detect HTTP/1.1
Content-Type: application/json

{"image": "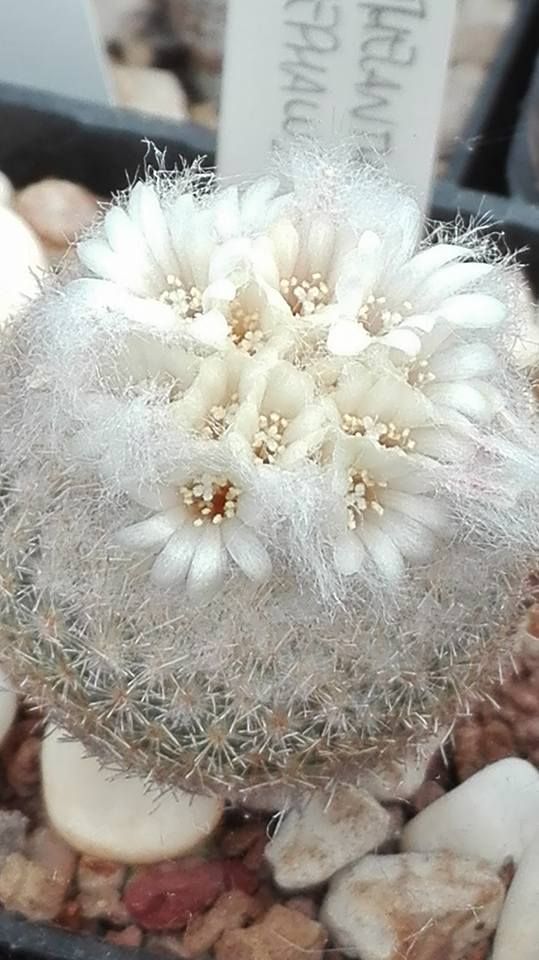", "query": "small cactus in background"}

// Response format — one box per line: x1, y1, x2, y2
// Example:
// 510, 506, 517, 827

1, 146, 538, 799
